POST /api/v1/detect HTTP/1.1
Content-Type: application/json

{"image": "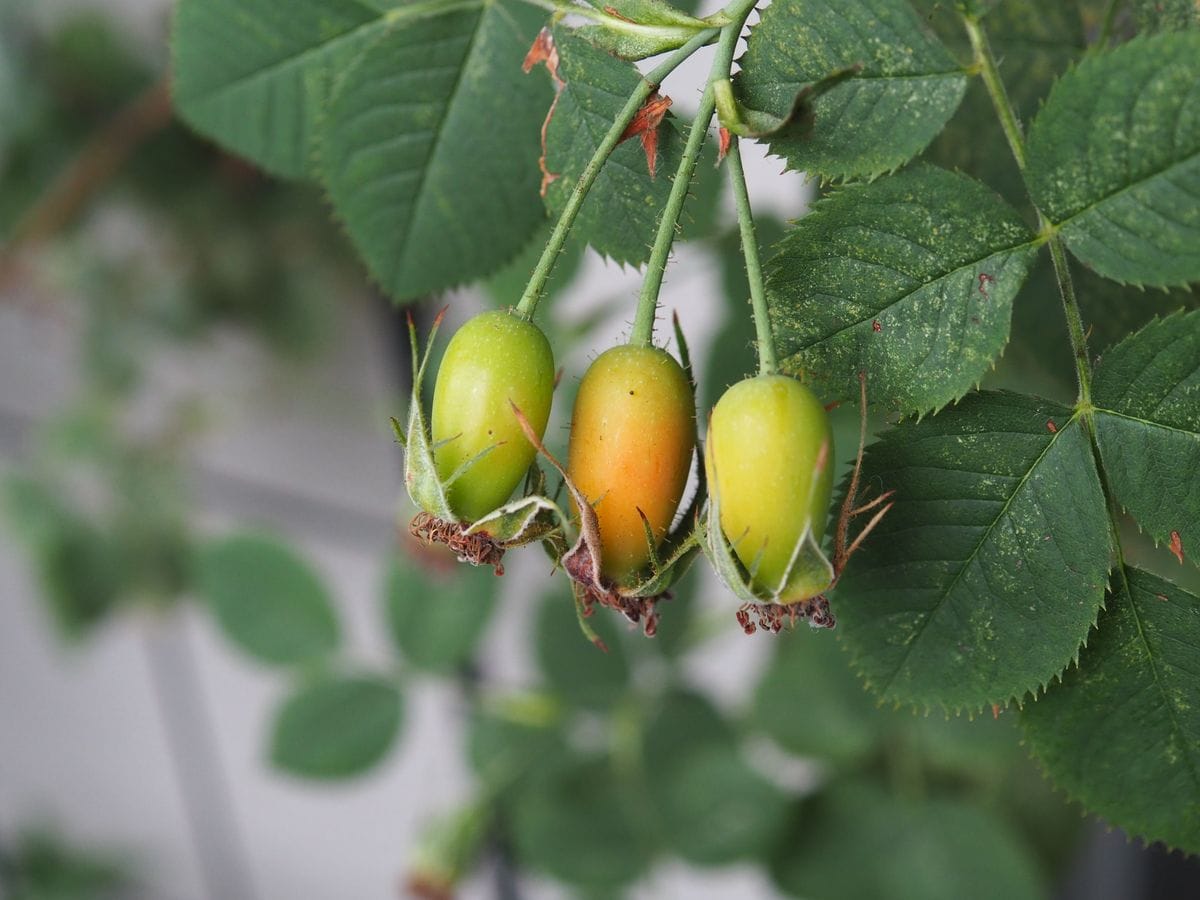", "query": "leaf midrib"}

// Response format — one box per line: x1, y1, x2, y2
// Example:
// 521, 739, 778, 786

880, 410, 1080, 697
